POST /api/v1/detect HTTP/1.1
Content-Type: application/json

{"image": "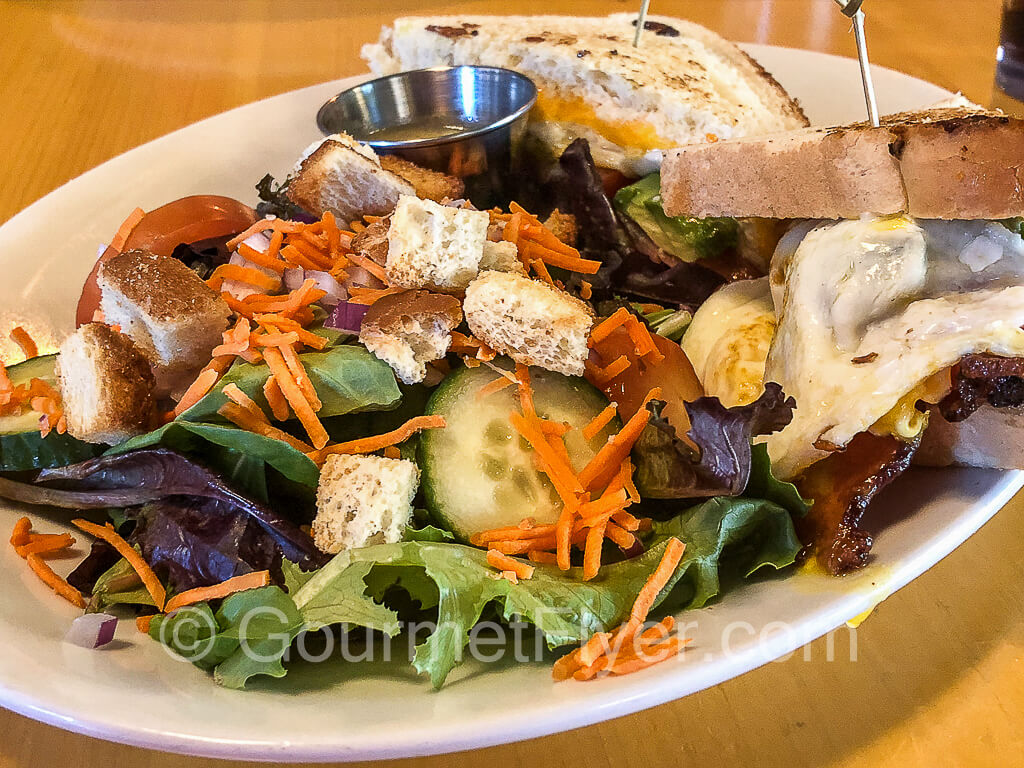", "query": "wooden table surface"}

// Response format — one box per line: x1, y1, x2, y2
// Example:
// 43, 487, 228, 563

2, 1, 1023, 766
